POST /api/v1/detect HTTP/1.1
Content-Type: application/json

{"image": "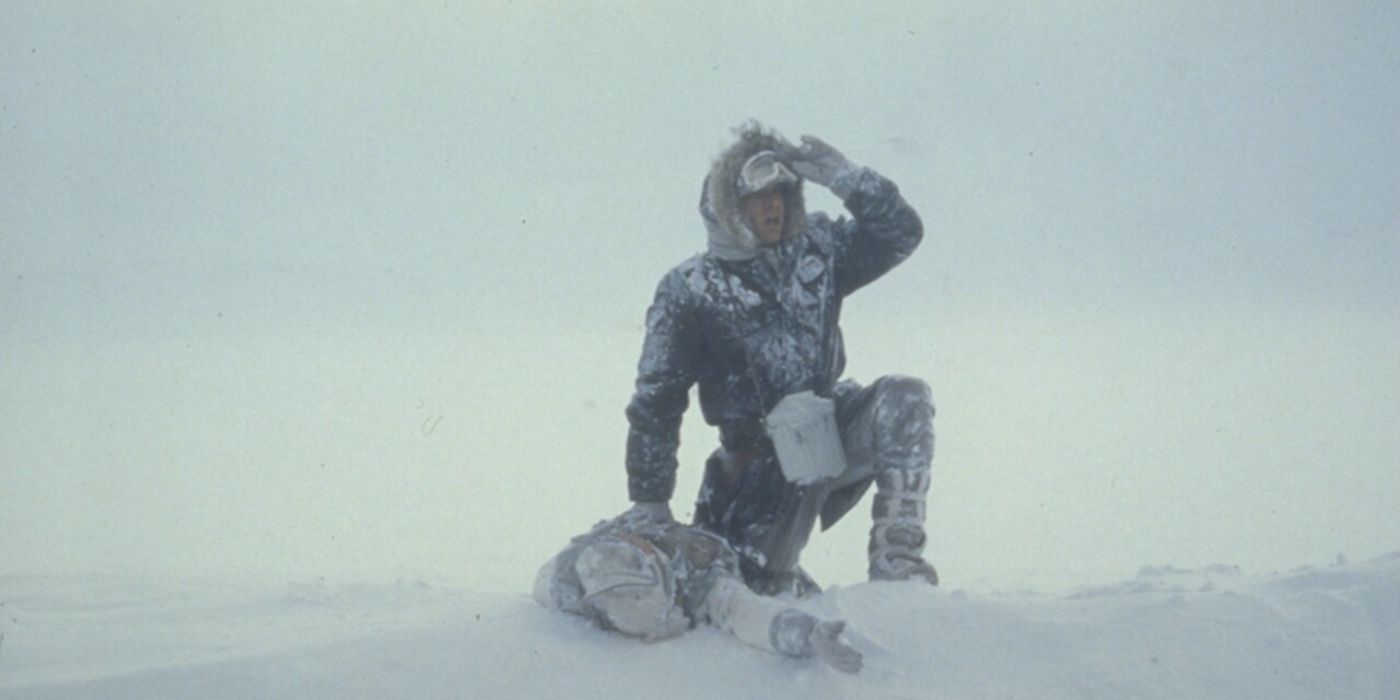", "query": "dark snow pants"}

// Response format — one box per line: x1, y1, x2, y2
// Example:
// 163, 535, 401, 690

694, 375, 935, 589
